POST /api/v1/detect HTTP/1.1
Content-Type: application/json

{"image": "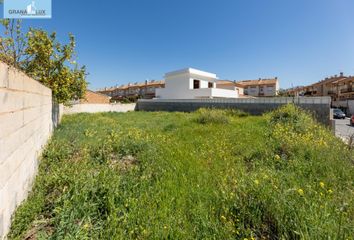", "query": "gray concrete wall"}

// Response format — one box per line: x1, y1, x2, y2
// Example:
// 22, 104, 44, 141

63, 103, 136, 114
349, 100, 354, 116
332, 100, 354, 116
0, 62, 53, 239
136, 97, 332, 126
